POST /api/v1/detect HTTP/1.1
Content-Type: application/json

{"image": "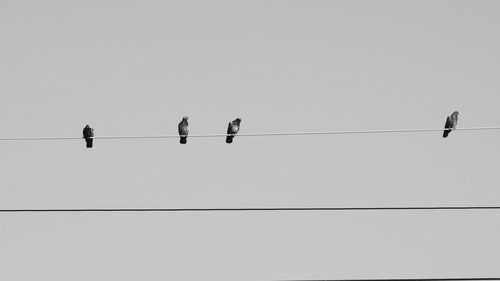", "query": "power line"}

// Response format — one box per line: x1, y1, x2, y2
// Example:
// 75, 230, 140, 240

0, 127, 499, 141
1, 206, 500, 213
283, 277, 500, 281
